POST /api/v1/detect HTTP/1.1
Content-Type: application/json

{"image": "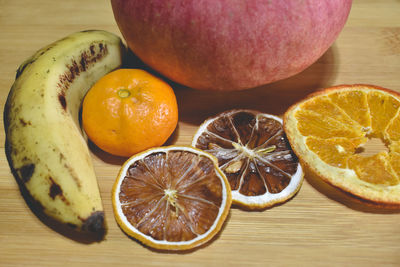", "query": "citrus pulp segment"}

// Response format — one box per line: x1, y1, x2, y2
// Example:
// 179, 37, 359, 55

283, 84, 400, 207
192, 109, 304, 209
112, 146, 232, 250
